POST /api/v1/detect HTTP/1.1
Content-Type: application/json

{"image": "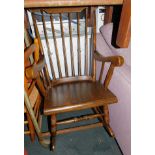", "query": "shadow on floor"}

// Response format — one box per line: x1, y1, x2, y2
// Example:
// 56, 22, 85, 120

24, 109, 123, 155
